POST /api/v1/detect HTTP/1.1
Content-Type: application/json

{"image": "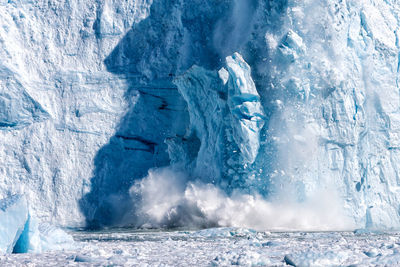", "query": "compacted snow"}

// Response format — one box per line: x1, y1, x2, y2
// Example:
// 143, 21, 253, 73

2, 228, 400, 266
